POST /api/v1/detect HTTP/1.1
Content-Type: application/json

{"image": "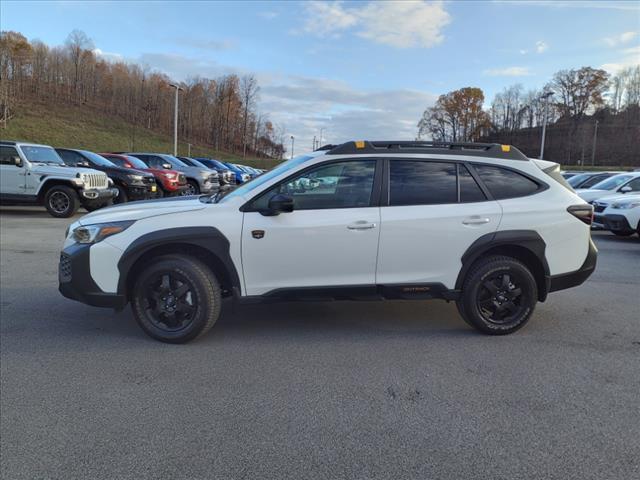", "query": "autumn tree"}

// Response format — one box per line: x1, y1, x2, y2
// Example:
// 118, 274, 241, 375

418, 87, 489, 142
